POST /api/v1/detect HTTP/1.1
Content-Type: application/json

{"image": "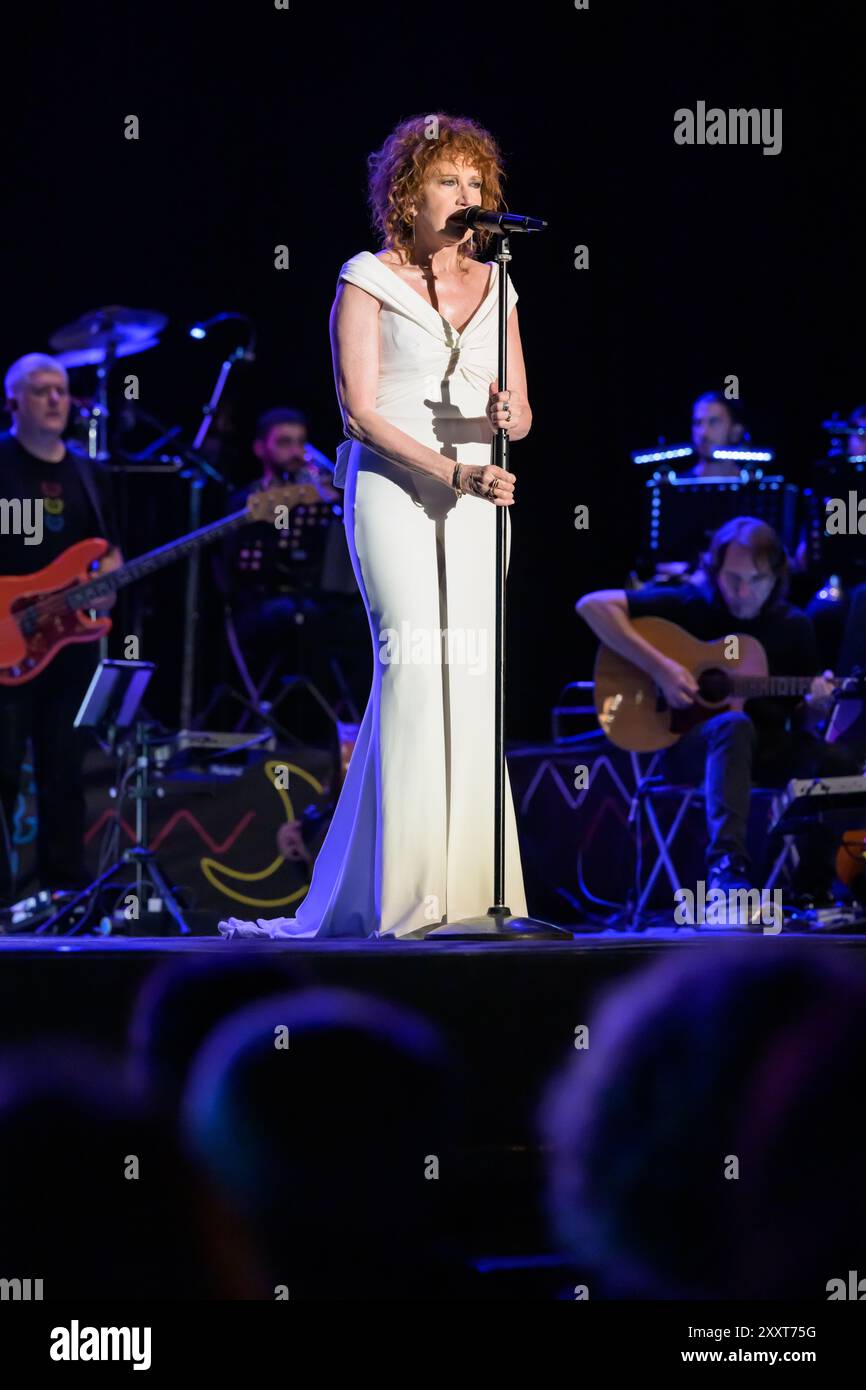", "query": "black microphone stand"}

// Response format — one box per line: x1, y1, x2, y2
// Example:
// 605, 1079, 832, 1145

181, 323, 256, 728
416, 229, 571, 941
